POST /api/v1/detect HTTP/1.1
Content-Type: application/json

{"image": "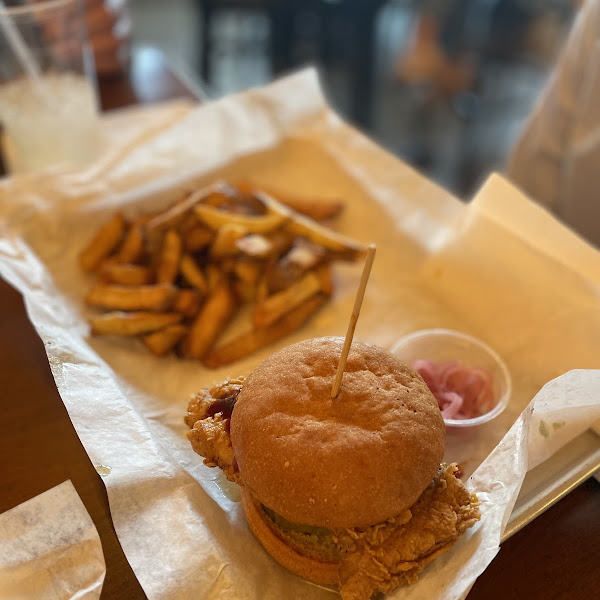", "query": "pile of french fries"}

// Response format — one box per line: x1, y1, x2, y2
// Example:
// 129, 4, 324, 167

78, 181, 366, 367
